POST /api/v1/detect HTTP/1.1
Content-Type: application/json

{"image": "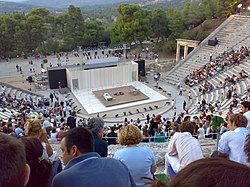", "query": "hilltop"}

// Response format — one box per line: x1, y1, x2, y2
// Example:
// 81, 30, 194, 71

0, 0, 183, 14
